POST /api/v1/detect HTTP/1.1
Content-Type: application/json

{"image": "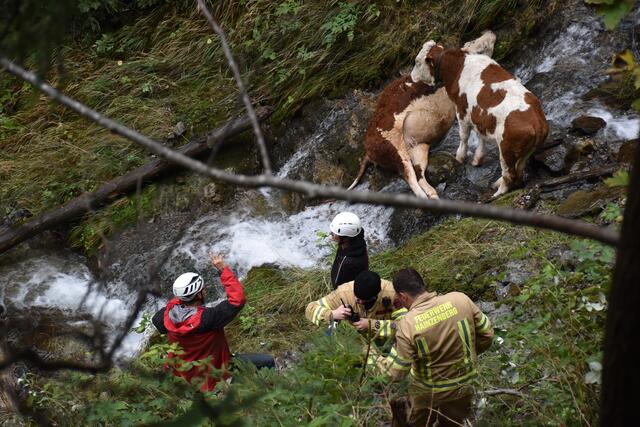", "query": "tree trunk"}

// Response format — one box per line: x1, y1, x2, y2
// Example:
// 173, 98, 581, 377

601, 143, 640, 425
0, 107, 272, 255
